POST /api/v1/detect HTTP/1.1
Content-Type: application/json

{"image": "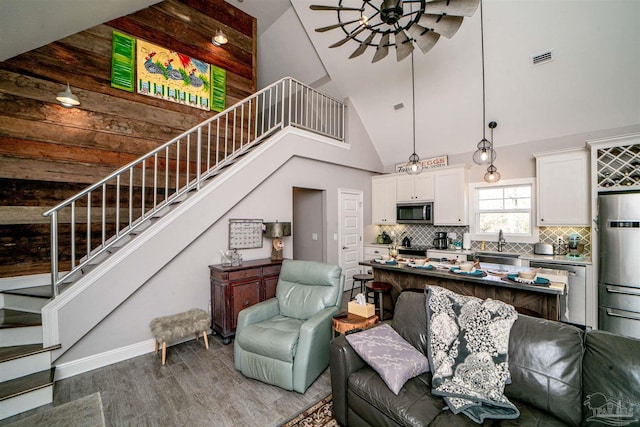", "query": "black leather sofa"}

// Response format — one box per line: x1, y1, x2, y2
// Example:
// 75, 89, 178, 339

330, 290, 640, 426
